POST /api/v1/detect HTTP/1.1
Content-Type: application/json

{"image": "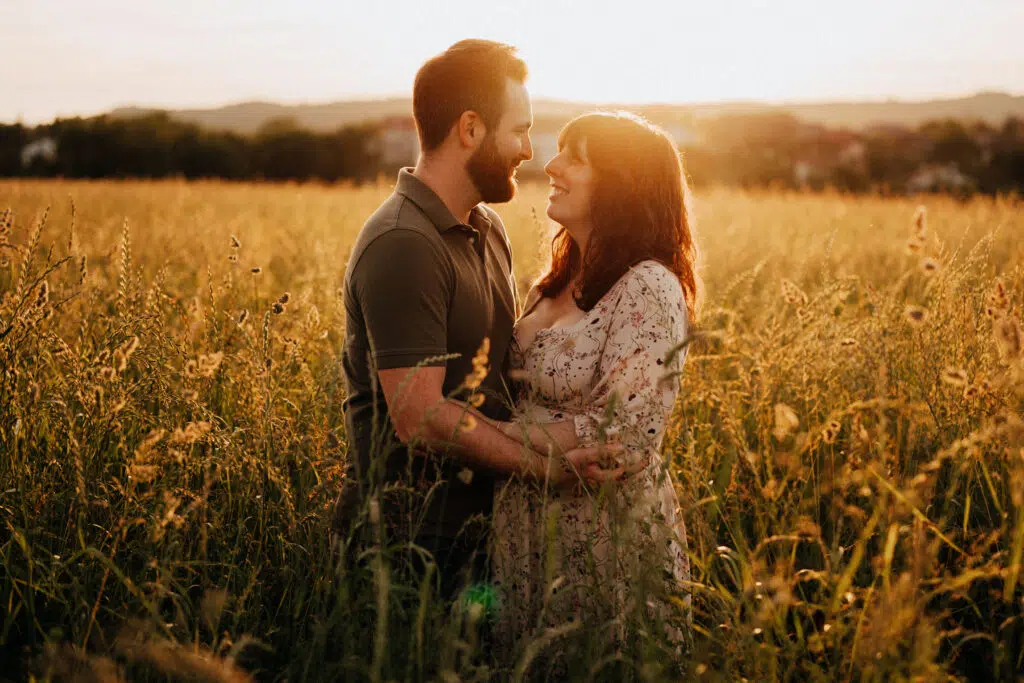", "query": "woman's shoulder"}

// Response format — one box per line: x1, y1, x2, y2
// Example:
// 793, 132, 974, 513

617, 260, 685, 301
